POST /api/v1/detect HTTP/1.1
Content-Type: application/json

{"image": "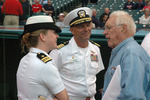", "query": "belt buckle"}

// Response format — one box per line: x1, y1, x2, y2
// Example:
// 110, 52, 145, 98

86, 97, 90, 100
